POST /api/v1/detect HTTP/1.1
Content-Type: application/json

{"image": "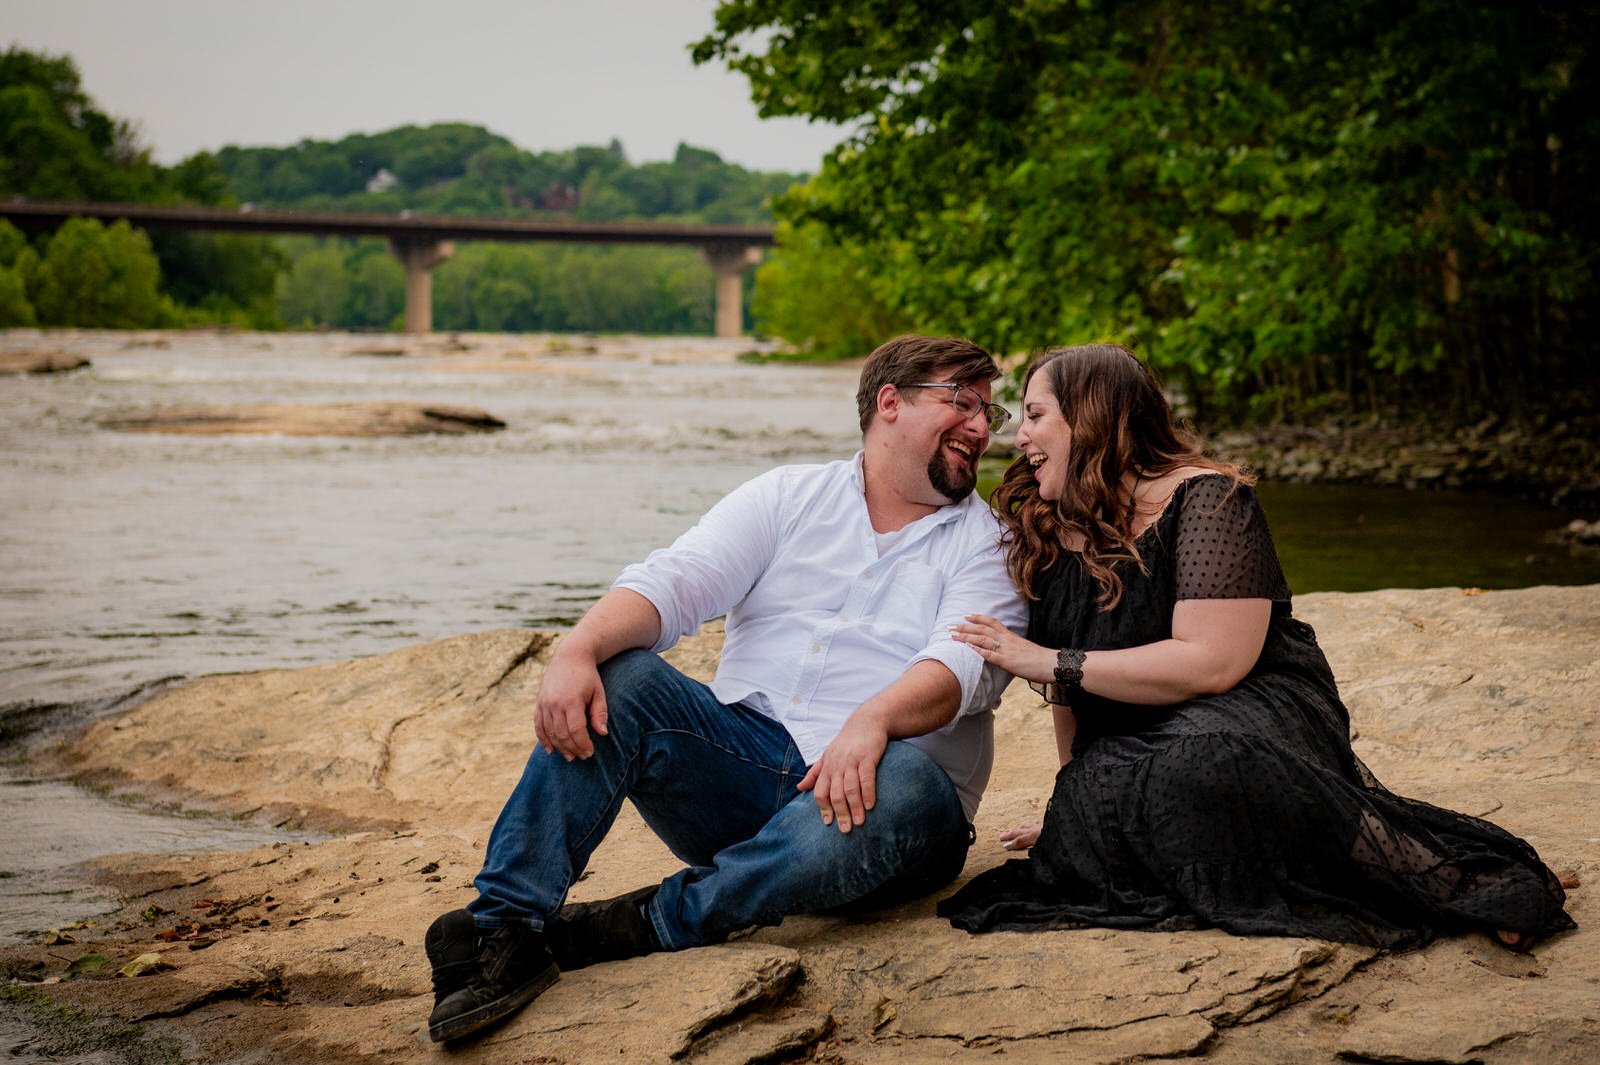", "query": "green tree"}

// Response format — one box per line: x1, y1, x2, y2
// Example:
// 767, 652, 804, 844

391, 123, 512, 189
694, 0, 1598, 421
0, 219, 36, 326
1, 48, 286, 326
31, 217, 165, 327
751, 220, 911, 357
0, 47, 162, 201
278, 244, 352, 327
346, 250, 404, 329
